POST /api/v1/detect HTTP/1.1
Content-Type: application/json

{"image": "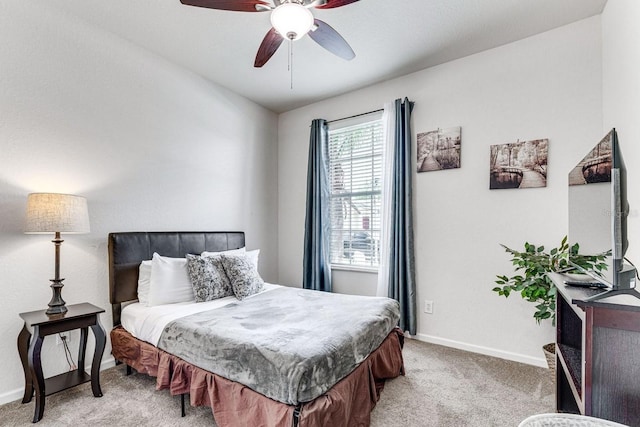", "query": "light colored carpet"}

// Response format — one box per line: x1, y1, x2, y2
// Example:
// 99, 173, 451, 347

0, 338, 554, 426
